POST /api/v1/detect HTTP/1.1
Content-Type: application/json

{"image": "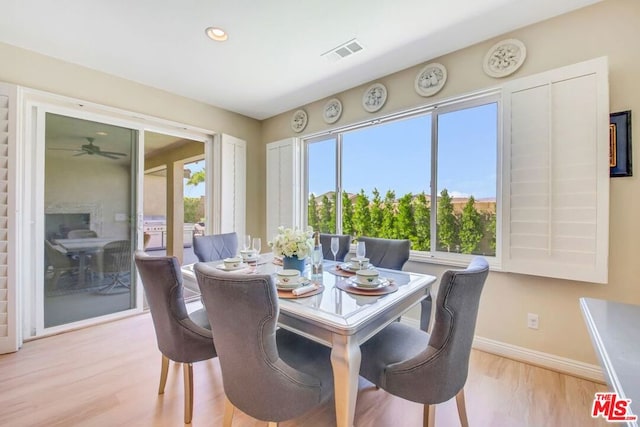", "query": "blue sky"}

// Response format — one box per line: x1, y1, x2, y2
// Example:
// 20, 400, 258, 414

184, 160, 205, 197
308, 102, 497, 200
